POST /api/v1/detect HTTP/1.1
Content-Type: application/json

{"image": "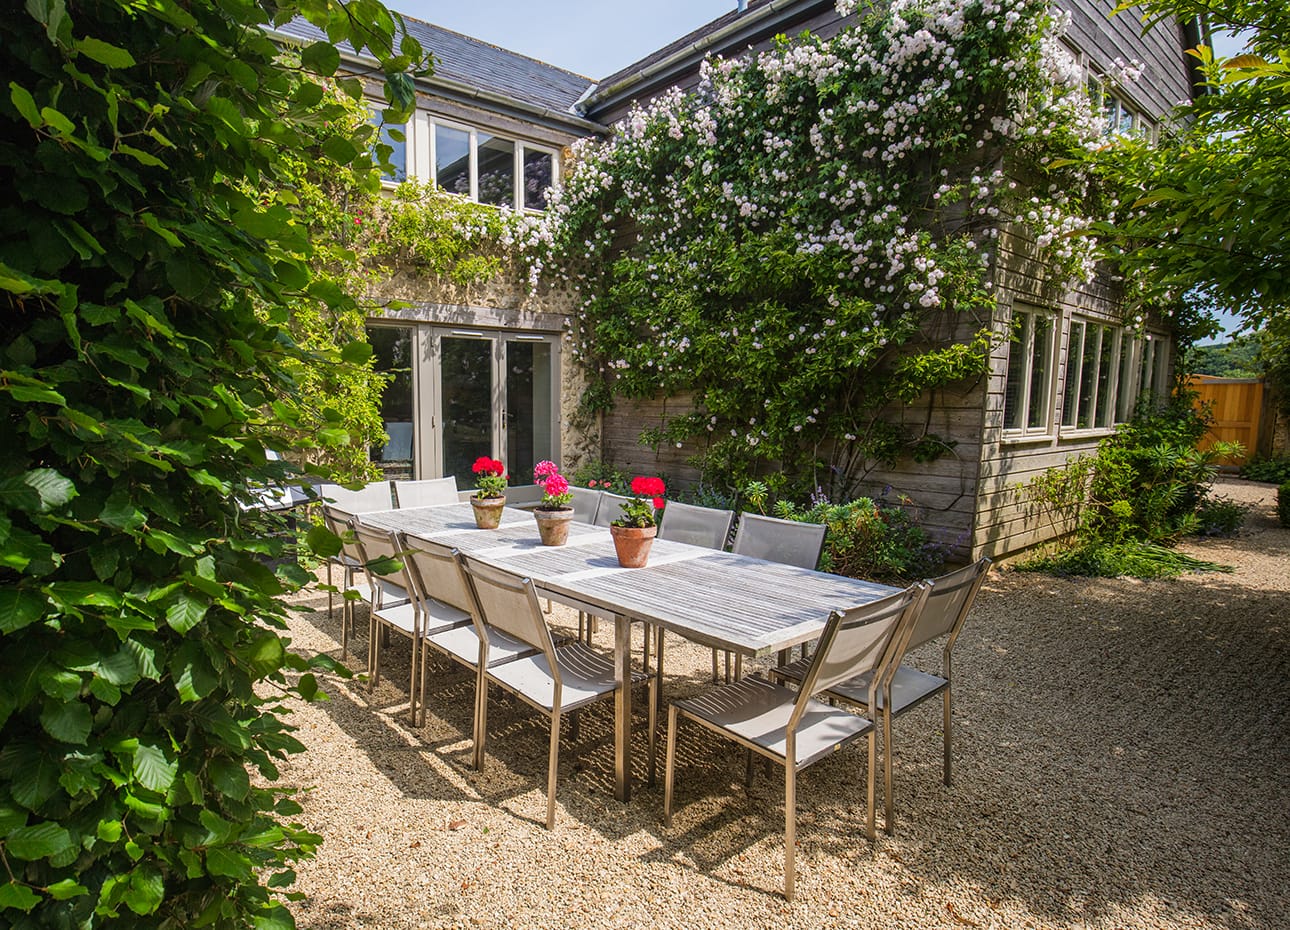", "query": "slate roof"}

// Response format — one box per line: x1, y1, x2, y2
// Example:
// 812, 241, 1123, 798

276, 14, 595, 116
